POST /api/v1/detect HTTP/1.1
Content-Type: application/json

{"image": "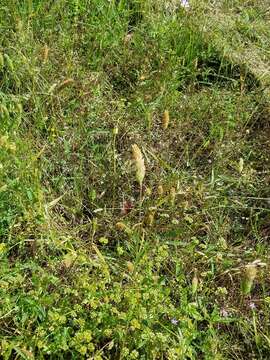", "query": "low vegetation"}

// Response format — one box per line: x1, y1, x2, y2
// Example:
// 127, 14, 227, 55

0, 1, 270, 359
